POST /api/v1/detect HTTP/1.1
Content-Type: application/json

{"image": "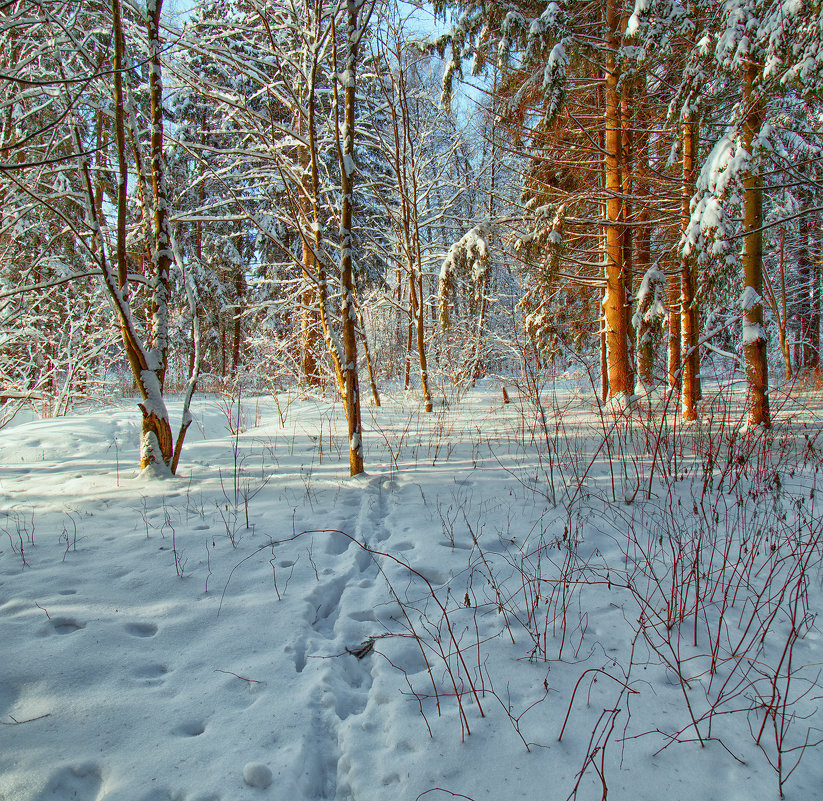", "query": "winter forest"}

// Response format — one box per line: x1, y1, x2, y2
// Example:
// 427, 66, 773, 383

2, 0, 823, 799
